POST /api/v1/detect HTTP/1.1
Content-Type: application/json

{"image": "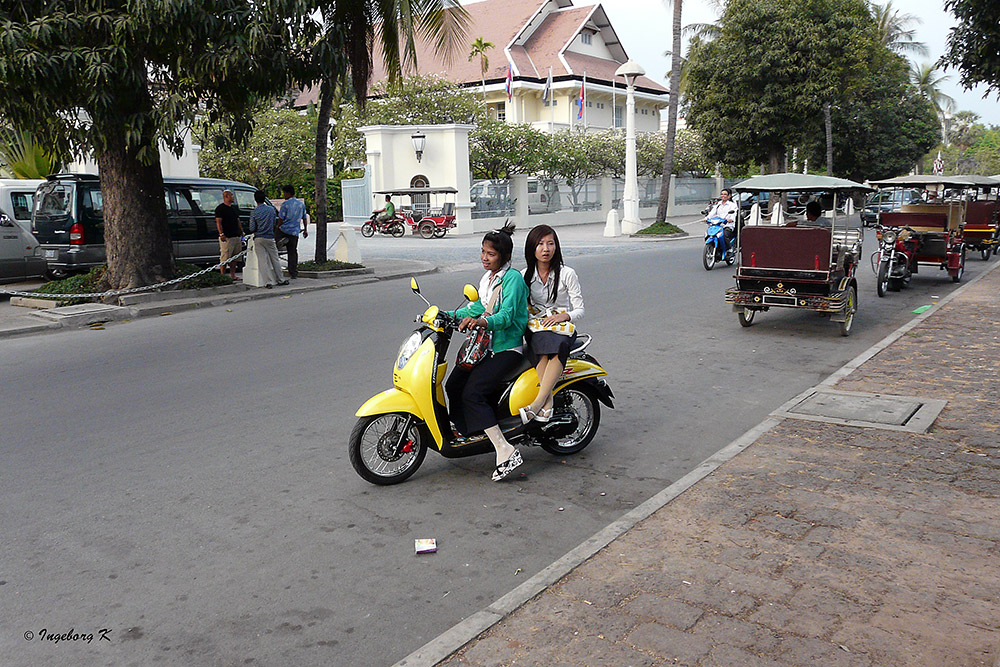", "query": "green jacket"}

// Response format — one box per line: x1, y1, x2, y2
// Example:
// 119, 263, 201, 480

451, 268, 529, 353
